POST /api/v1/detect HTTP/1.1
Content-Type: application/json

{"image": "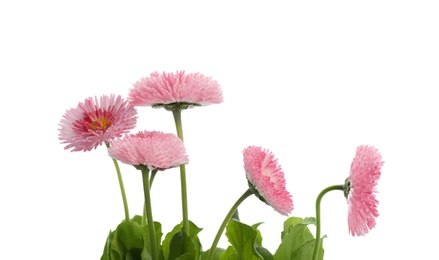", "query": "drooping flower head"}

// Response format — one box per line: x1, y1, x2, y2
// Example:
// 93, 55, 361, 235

128, 70, 223, 110
108, 130, 189, 170
344, 145, 384, 236
243, 146, 293, 216
59, 94, 137, 152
